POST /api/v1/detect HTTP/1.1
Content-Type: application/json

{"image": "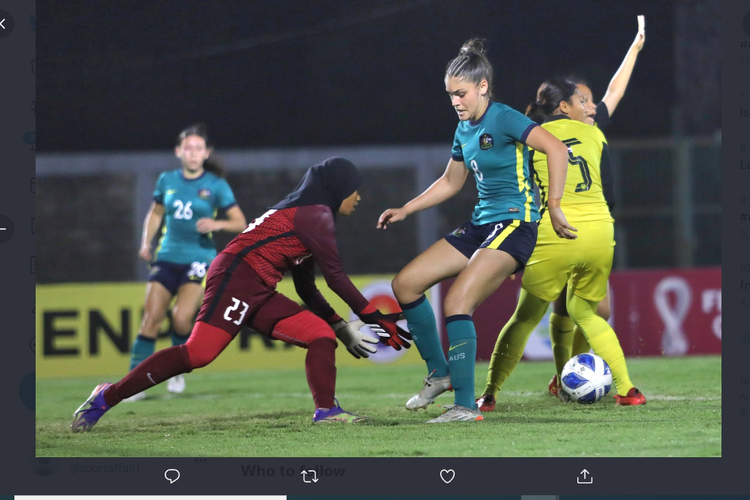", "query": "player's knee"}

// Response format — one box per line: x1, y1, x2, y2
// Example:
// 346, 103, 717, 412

307, 318, 336, 342
186, 347, 218, 369
274, 311, 335, 347
392, 271, 427, 304
140, 312, 165, 337
567, 297, 596, 326
391, 273, 410, 303
308, 335, 337, 350
184, 322, 230, 369
185, 343, 216, 369
515, 306, 546, 326
443, 294, 472, 317
172, 314, 194, 336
